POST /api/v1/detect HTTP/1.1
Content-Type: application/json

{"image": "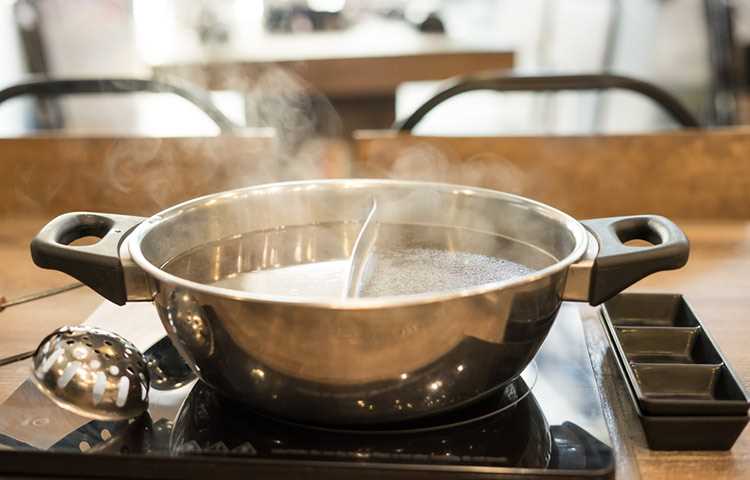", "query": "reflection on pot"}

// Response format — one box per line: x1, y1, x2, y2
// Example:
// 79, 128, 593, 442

165, 290, 215, 367
144, 336, 197, 391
